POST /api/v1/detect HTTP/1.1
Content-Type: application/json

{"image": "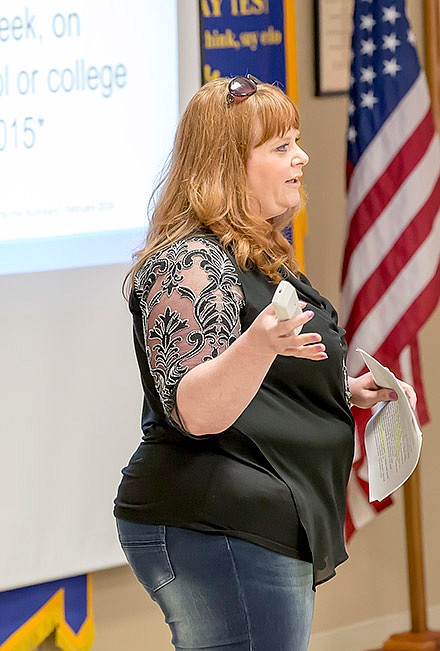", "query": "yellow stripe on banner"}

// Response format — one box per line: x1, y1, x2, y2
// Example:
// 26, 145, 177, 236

284, 0, 299, 105
55, 576, 95, 651
284, 0, 307, 273
2, 577, 95, 651
1, 592, 63, 651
